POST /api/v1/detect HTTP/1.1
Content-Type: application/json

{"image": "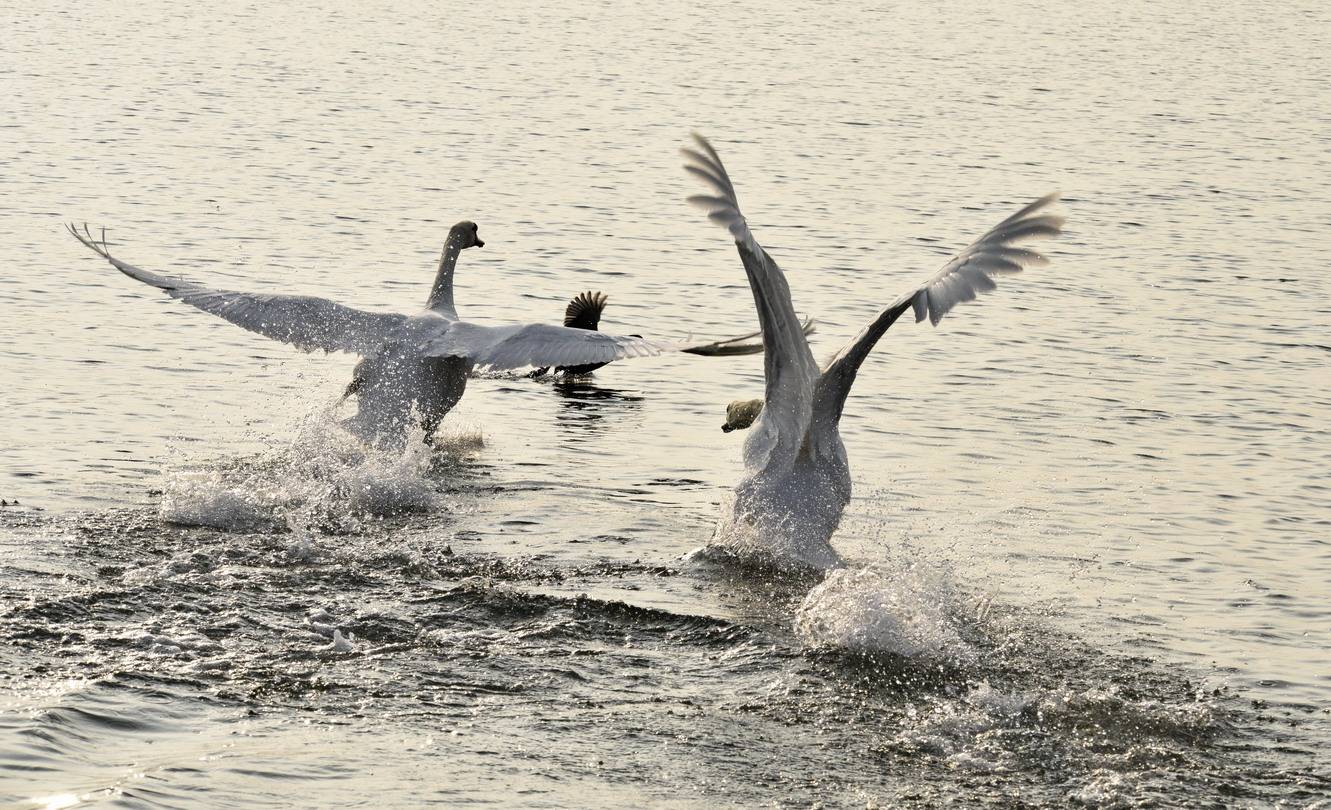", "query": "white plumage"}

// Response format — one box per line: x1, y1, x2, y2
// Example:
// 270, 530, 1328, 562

685, 134, 1063, 570
68, 220, 765, 448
